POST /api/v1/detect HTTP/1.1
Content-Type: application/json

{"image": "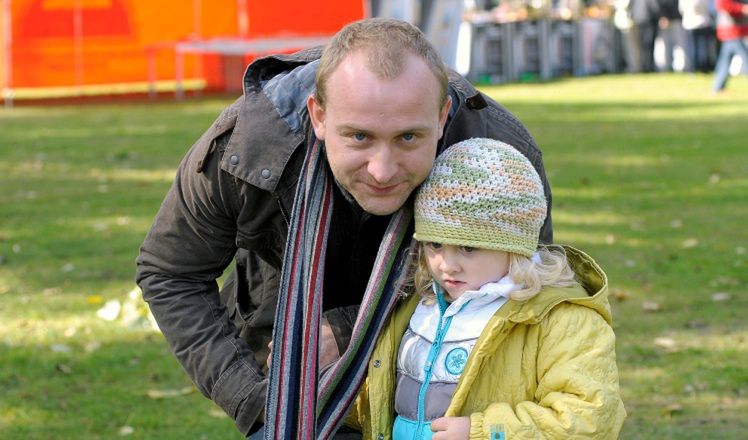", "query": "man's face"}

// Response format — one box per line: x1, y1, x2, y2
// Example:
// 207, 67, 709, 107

308, 51, 451, 216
